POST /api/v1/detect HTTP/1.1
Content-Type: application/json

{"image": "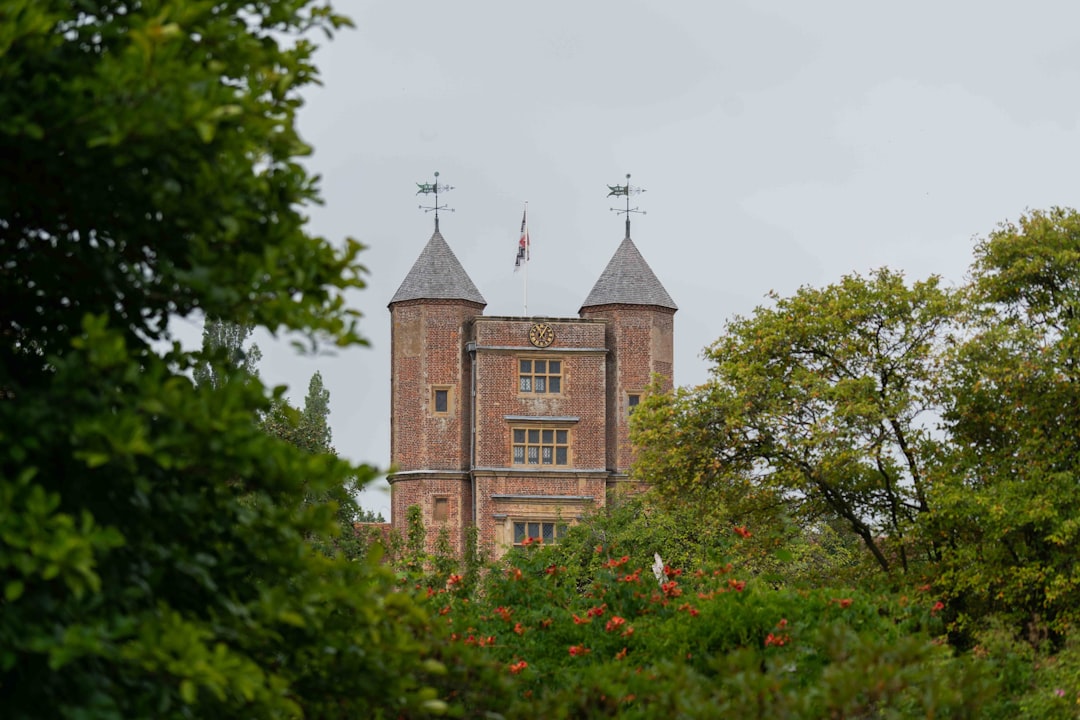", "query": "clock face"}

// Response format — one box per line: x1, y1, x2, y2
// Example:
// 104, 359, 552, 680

529, 322, 555, 348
